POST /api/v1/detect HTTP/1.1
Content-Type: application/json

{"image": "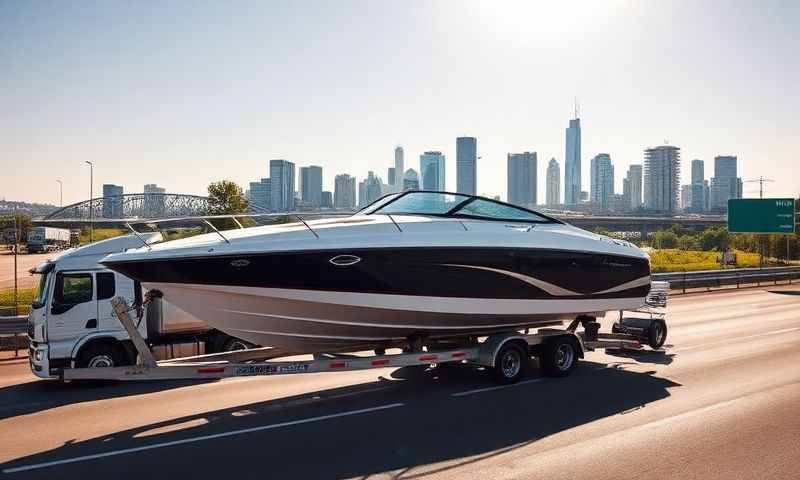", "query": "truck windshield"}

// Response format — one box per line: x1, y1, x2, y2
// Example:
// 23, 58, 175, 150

32, 272, 51, 309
